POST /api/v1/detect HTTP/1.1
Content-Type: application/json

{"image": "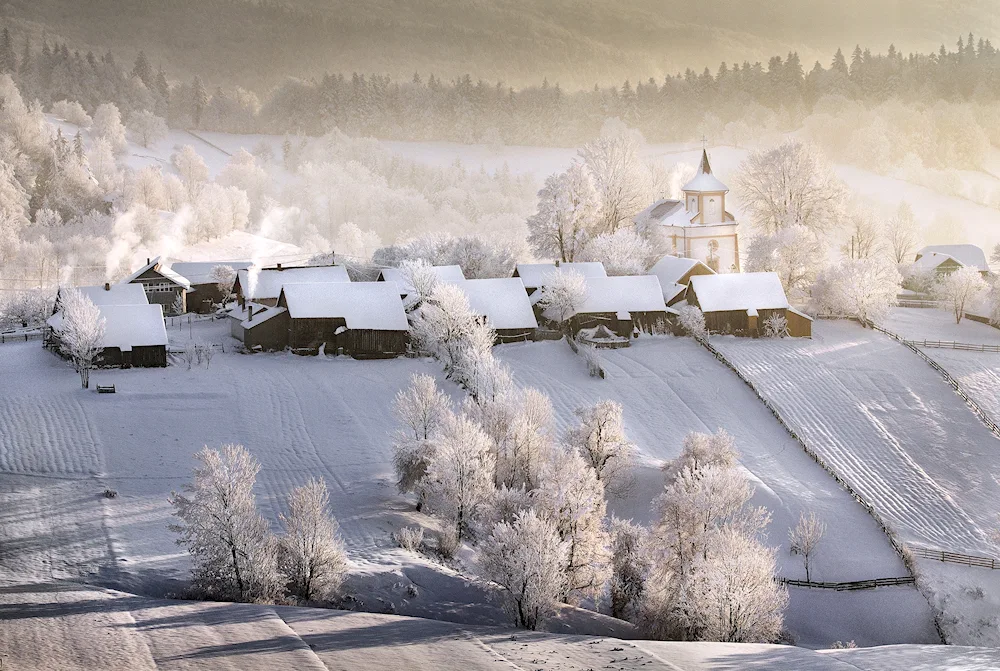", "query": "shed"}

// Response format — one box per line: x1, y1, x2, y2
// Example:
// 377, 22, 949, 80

451, 278, 539, 342
278, 282, 409, 357
120, 257, 191, 315
233, 264, 351, 306
551, 275, 671, 337
513, 262, 607, 295
647, 255, 716, 306
169, 261, 252, 313
686, 272, 811, 337
48, 303, 168, 367
377, 265, 466, 299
